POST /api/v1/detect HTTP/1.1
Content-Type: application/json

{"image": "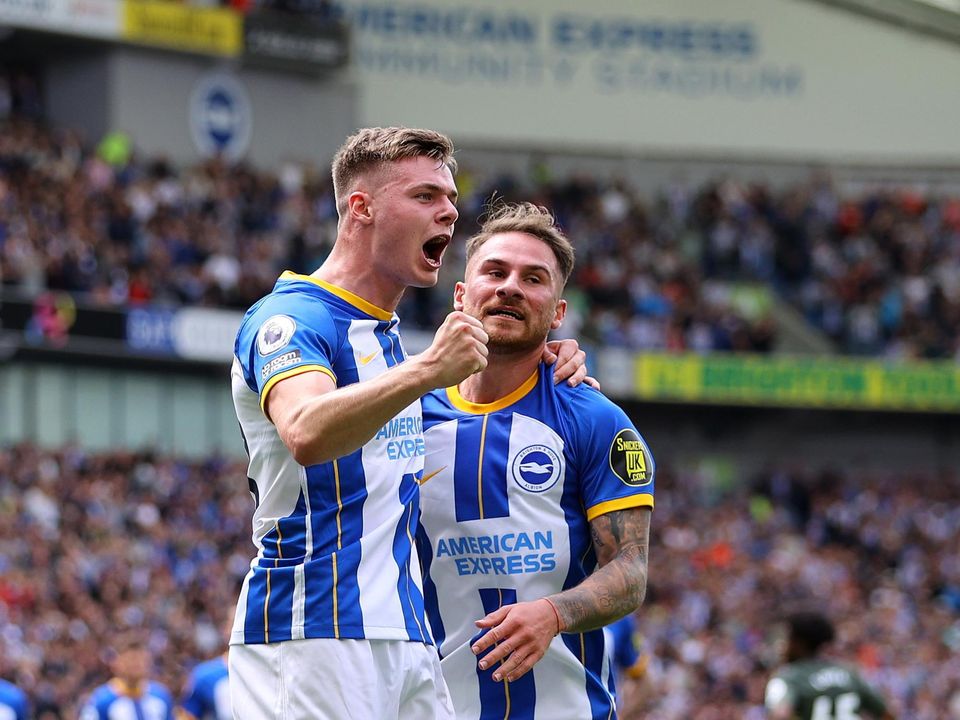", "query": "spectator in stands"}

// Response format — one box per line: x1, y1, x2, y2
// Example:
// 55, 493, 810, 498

5, 111, 959, 359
